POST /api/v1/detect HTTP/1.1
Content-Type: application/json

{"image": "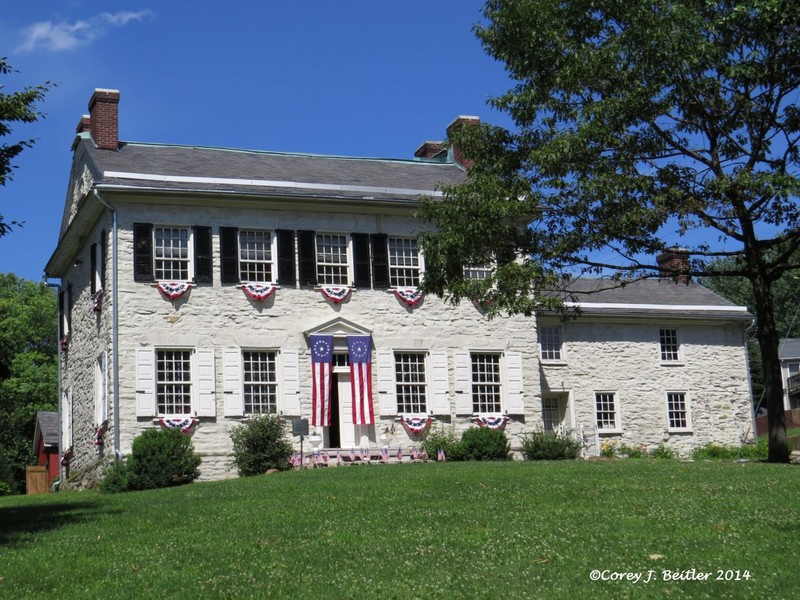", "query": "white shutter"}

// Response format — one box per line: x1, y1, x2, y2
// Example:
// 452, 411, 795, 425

135, 348, 156, 417
95, 352, 108, 424
504, 351, 524, 414
194, 348, 216, 417
101, 352, 108, 422
281, 350, 301, 415
429, 351, 450, 415
63, 388, 73, 449
223, 348, 244, 417
454, 350, 472, 414
377, 351, 397, 415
